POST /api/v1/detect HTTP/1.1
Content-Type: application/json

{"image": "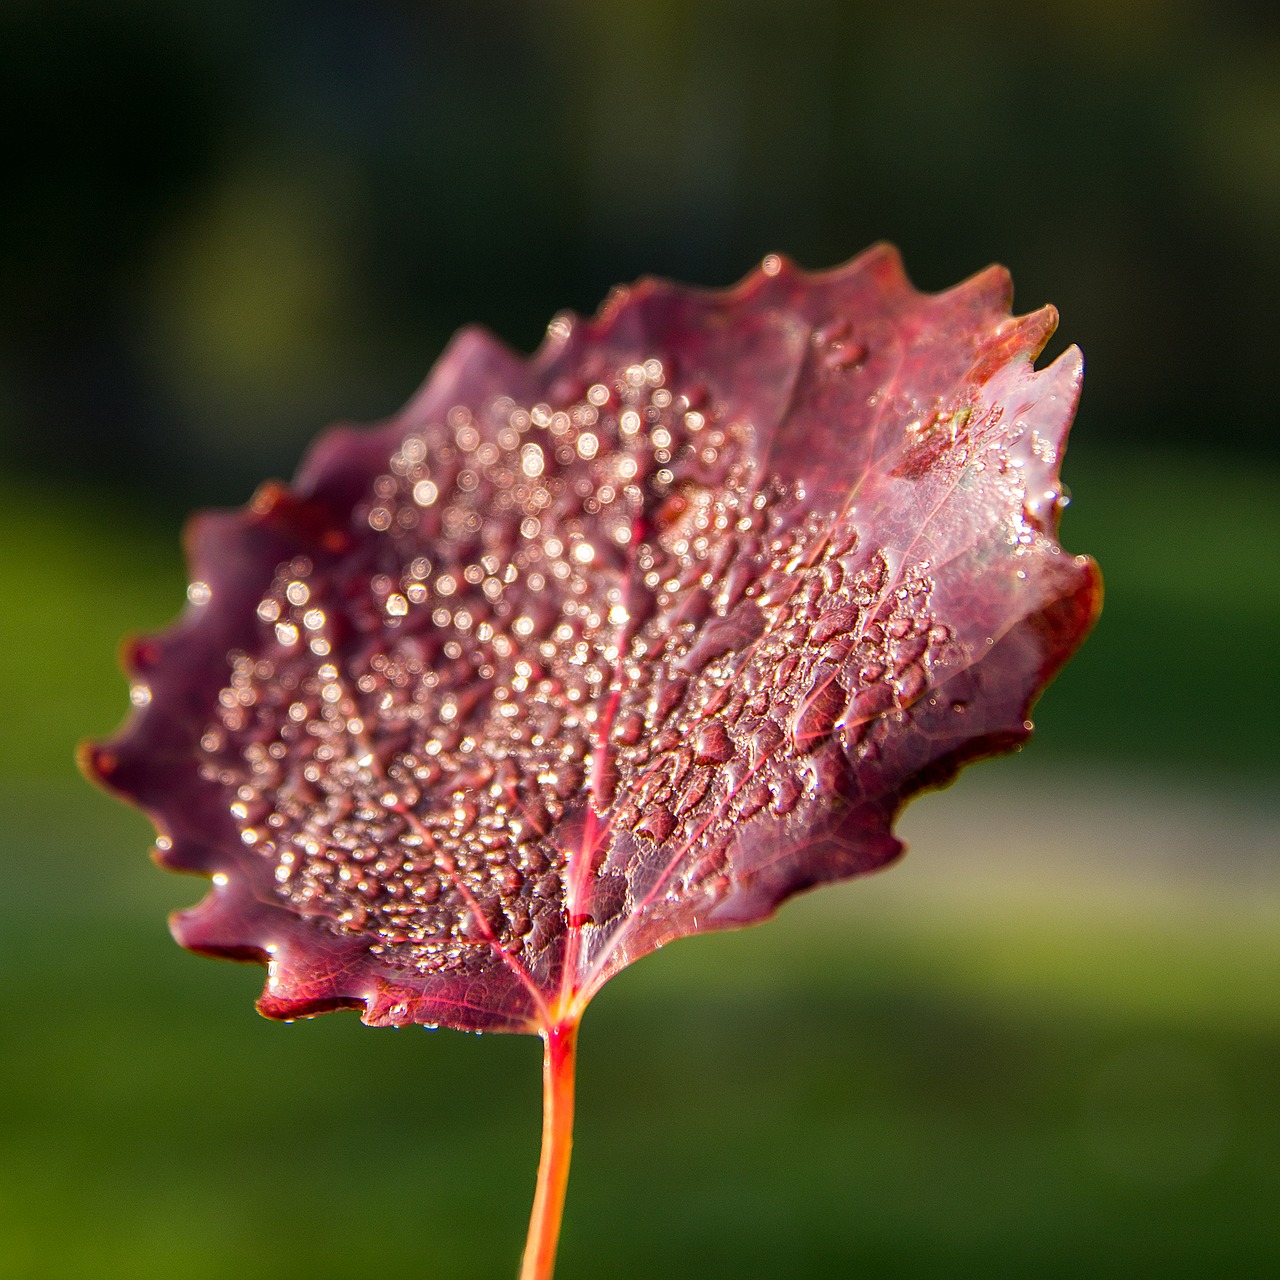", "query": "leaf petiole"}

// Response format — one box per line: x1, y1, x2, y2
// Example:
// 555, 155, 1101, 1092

519, 1018, 579, 1280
